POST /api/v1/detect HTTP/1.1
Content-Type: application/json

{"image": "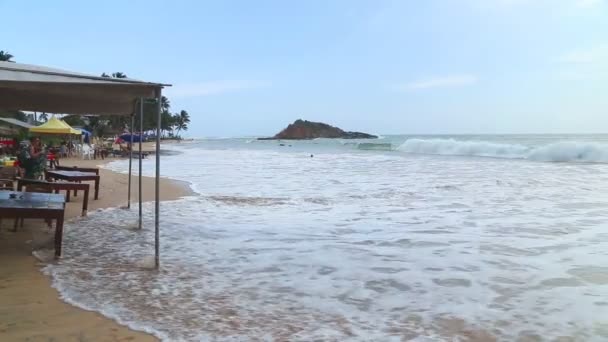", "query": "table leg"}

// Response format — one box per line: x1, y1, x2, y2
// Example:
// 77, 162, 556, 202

54, 213, 64, 258
82, 188, 89, 216
94, 177, 99, 200
66, 189, 71, 202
